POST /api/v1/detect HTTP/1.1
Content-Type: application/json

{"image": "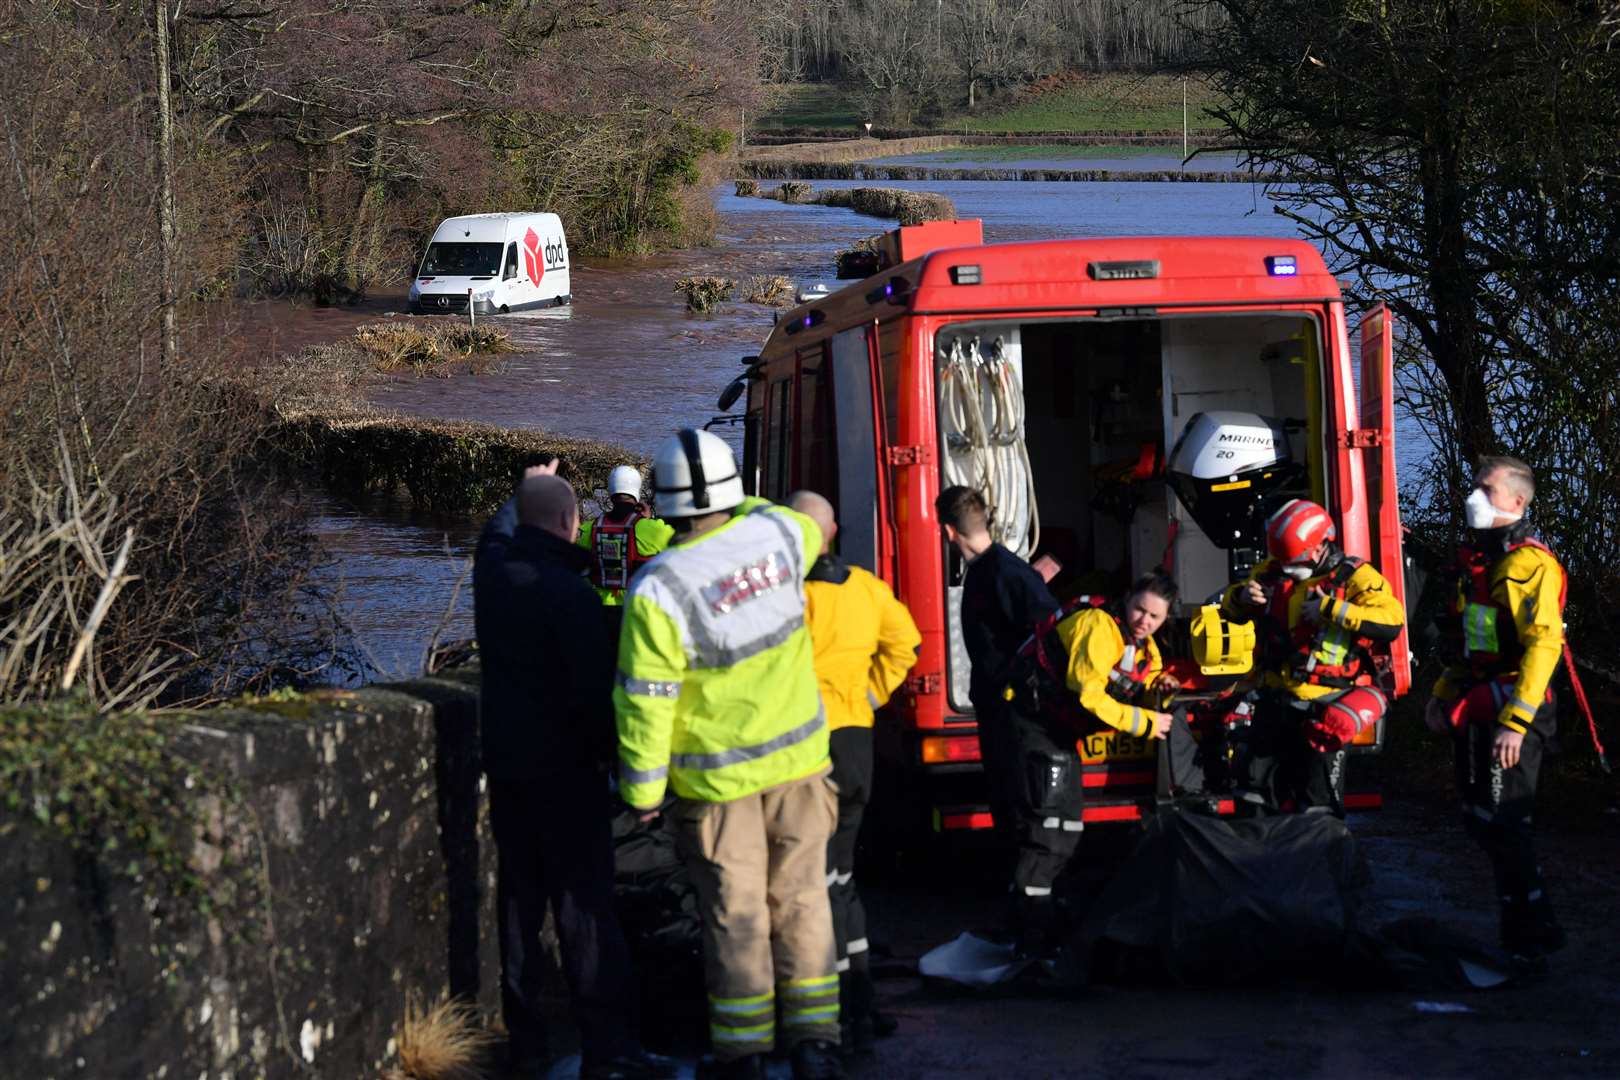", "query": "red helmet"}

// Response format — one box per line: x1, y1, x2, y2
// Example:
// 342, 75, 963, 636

1265, 499, 1336, 563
